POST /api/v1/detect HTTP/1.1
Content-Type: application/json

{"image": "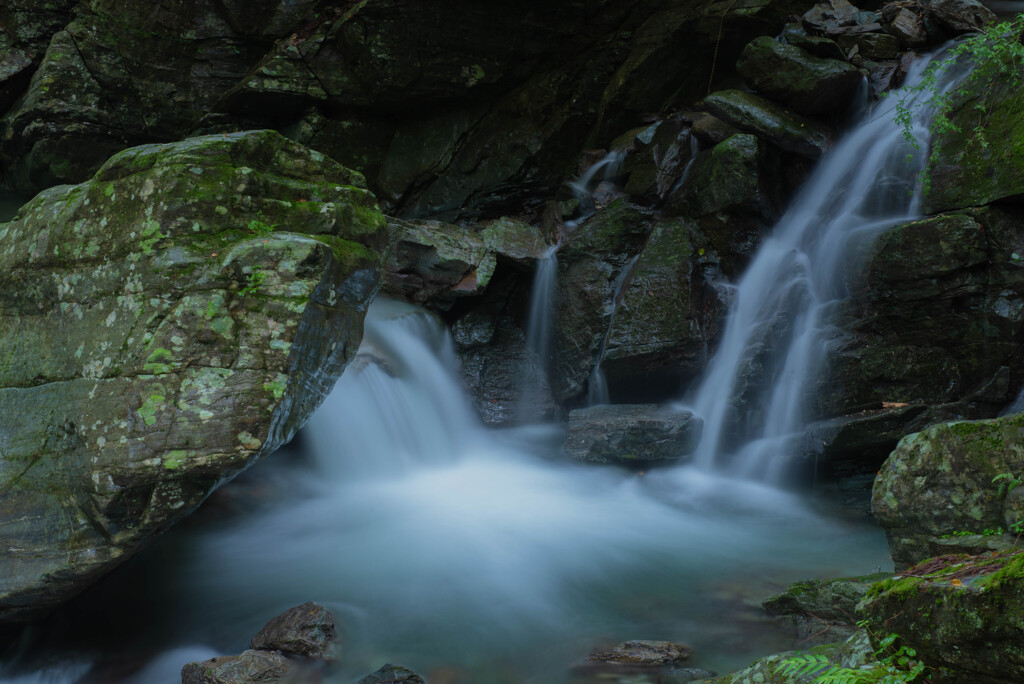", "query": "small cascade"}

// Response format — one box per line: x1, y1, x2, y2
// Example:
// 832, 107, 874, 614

687, 53, 971, 480
517, 245, 560, 420
586, 253, 642, 406
668, 132, 701, 198
565, 149, 625, 229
